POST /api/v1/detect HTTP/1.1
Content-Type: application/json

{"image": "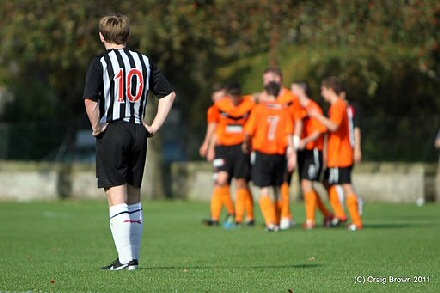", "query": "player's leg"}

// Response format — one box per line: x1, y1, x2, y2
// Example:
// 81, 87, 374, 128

340, 167, 363, 230
234, 178, 248, 225
279, 171, 294, 229
305, 149, 333, 227
324, 168, 348, 225
97, 122, 135, 270
301, 178, 317, 229
252, 152, 278, 231
271, 154, 287, 231
103, 185, 133, 270
126, 185, 142, 270
233, 146, 253, 225
203, 146, 232, 226
259, 186, 278, 231
217, 171, 235, 227
244, 182, 255, 225
123, 123, 149, 269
